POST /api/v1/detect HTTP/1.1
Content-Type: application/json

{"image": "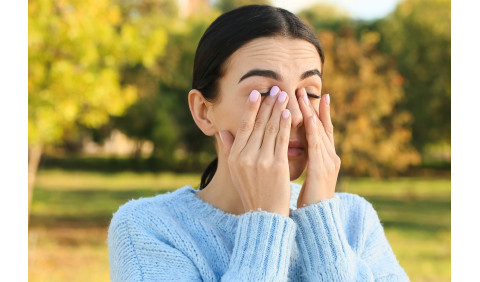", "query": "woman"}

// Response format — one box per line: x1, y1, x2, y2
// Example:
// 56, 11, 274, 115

108, 5, 409, 281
